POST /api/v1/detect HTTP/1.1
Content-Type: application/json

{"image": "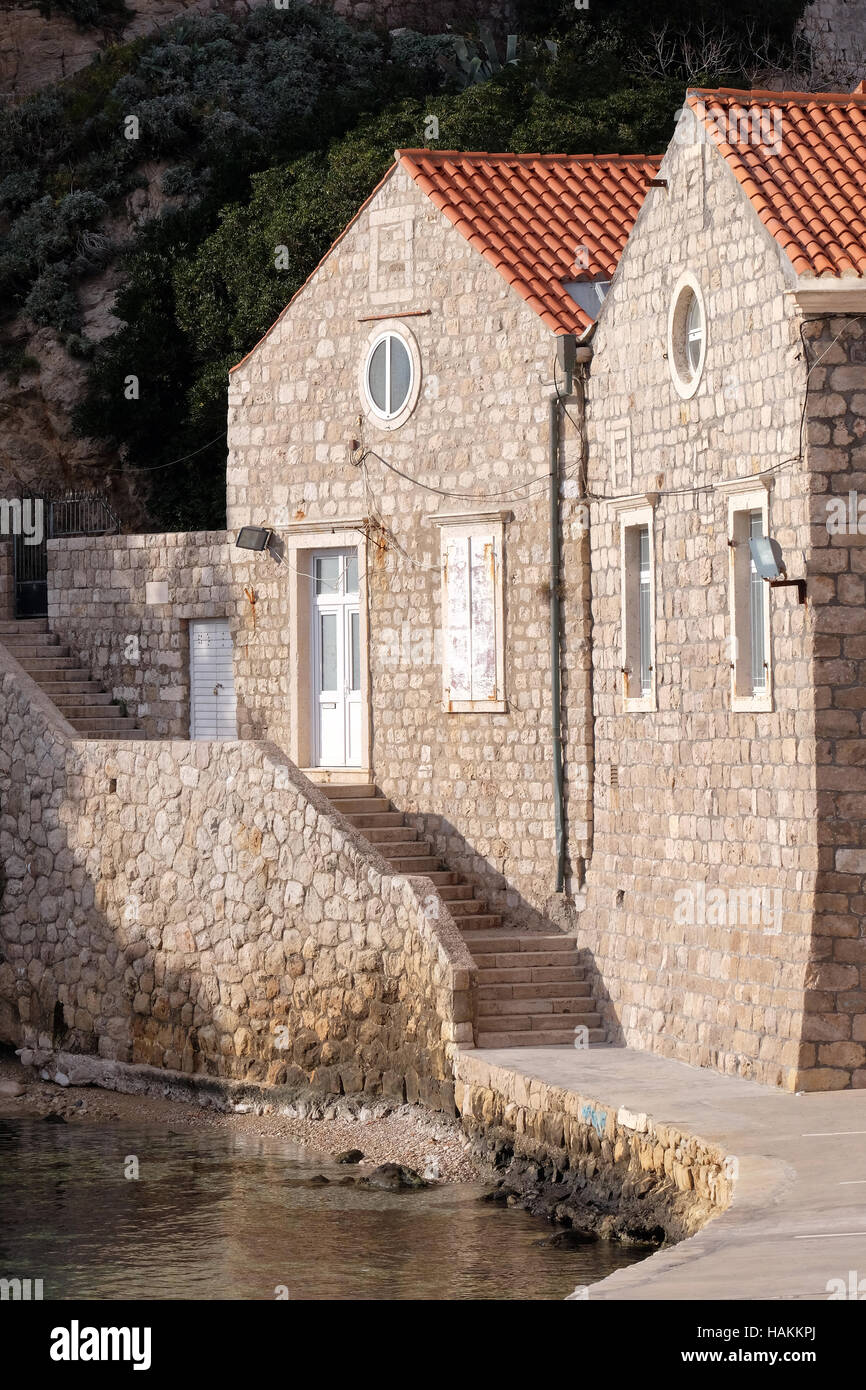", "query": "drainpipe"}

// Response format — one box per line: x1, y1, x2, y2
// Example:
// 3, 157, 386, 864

549, 391, 566, 893
550, 333, 592, 895
549, 334, 575, 894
